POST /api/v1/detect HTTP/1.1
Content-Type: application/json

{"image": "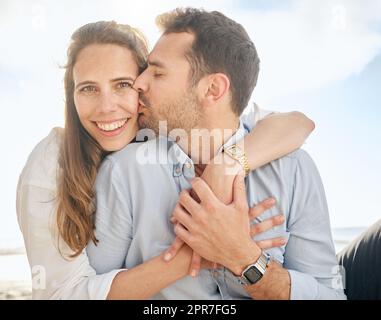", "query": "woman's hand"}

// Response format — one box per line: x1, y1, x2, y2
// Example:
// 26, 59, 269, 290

194, 152, 244, 205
